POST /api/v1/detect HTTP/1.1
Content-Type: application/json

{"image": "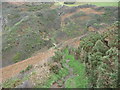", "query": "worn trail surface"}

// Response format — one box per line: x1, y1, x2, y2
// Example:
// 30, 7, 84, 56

61, 7, 104, 22
0, 34, 87, 83
0, 48, 56, 83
